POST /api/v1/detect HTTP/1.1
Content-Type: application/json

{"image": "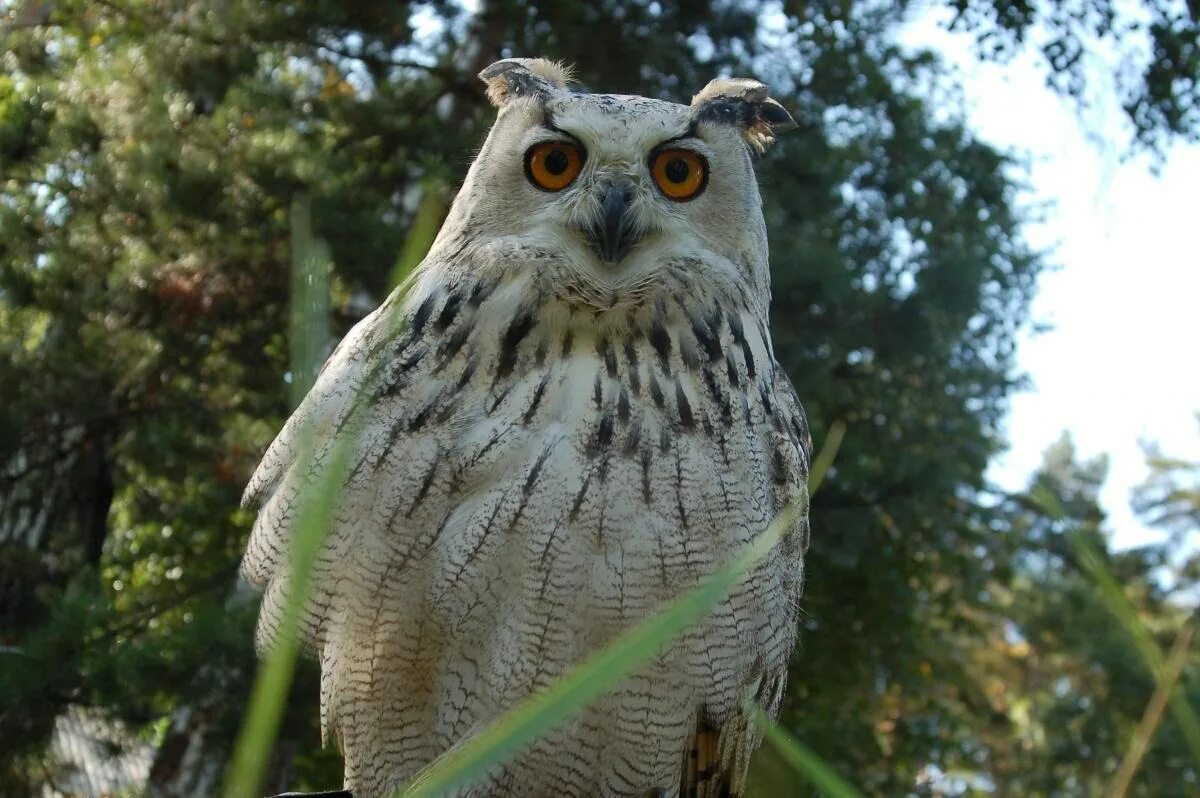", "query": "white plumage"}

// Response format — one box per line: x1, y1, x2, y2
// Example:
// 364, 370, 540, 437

242, 58, 811, 797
